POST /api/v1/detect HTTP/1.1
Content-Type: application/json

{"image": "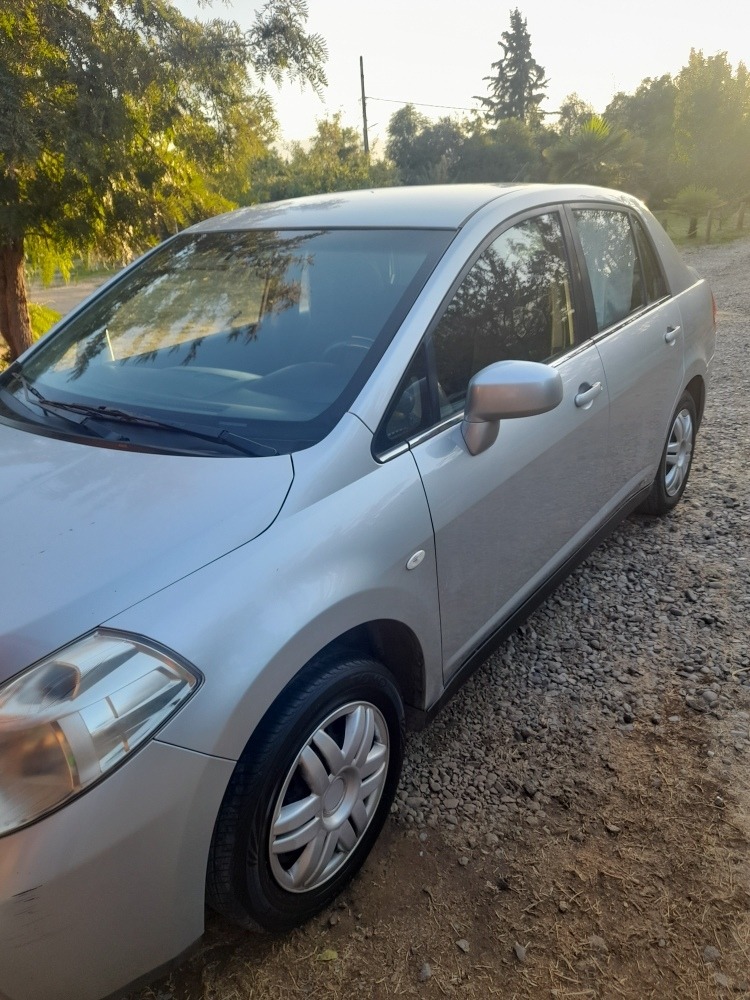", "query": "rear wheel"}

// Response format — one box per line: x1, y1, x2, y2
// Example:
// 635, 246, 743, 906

639, 391, 697, 515
206, 656, 405, 932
